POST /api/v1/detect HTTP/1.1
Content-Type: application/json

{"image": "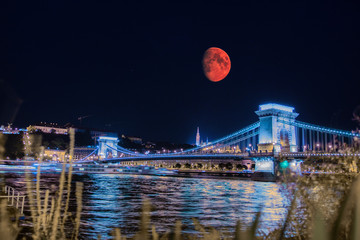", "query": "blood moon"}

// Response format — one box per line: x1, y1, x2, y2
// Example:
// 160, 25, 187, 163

202, 47, 231, 82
